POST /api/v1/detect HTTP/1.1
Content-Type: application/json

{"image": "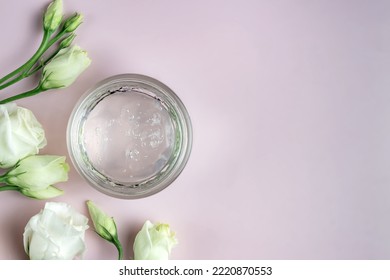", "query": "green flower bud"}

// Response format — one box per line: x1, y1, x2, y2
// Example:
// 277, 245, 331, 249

43, 0, 63, 33
87, 200, 118, 241
59, 33, 76, 49
40, 45, 91, 90
63, 13, 83, 33
86, 200, 123, 259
